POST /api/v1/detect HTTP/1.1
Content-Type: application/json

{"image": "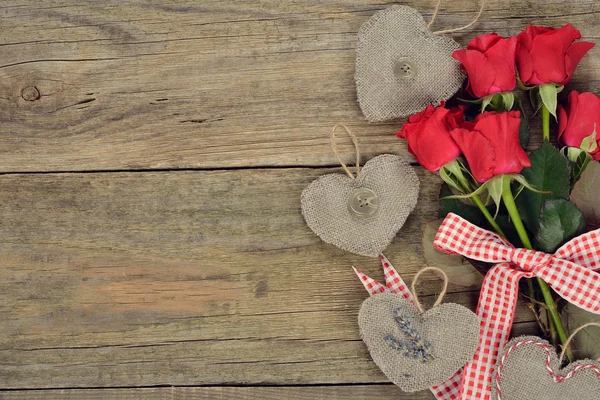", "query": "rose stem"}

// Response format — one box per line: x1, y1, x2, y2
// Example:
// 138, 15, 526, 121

456, 180, 506, 239
542, 104, 551, 142
471, 194, 506, 238
500, 174, 573, 361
